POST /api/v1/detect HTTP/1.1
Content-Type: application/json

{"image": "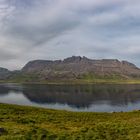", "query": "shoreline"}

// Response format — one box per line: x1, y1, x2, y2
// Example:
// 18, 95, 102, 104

1, 79, 140, 85
0, 102, 139, 113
